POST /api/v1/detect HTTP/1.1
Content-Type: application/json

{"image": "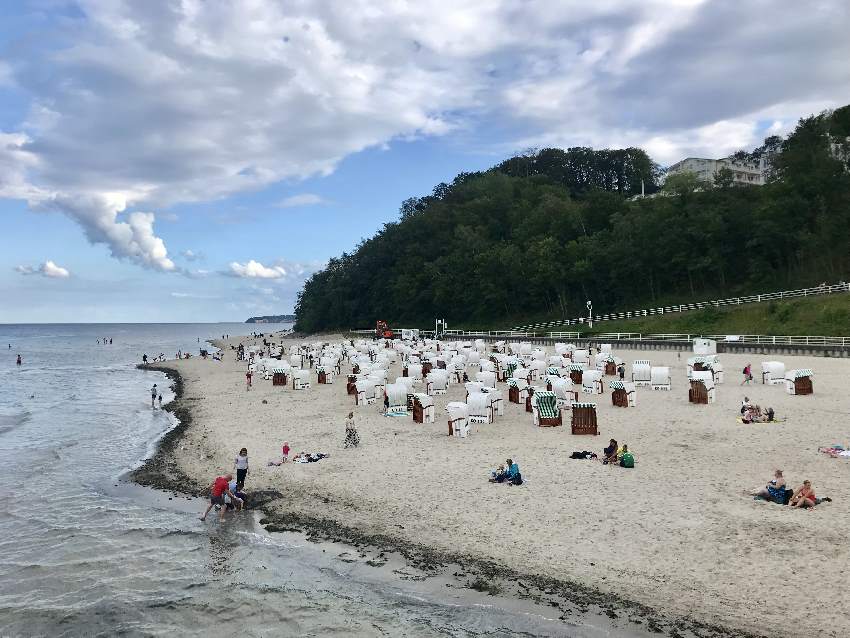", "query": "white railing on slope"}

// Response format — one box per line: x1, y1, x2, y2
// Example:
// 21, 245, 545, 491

512, 282, 850, 331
